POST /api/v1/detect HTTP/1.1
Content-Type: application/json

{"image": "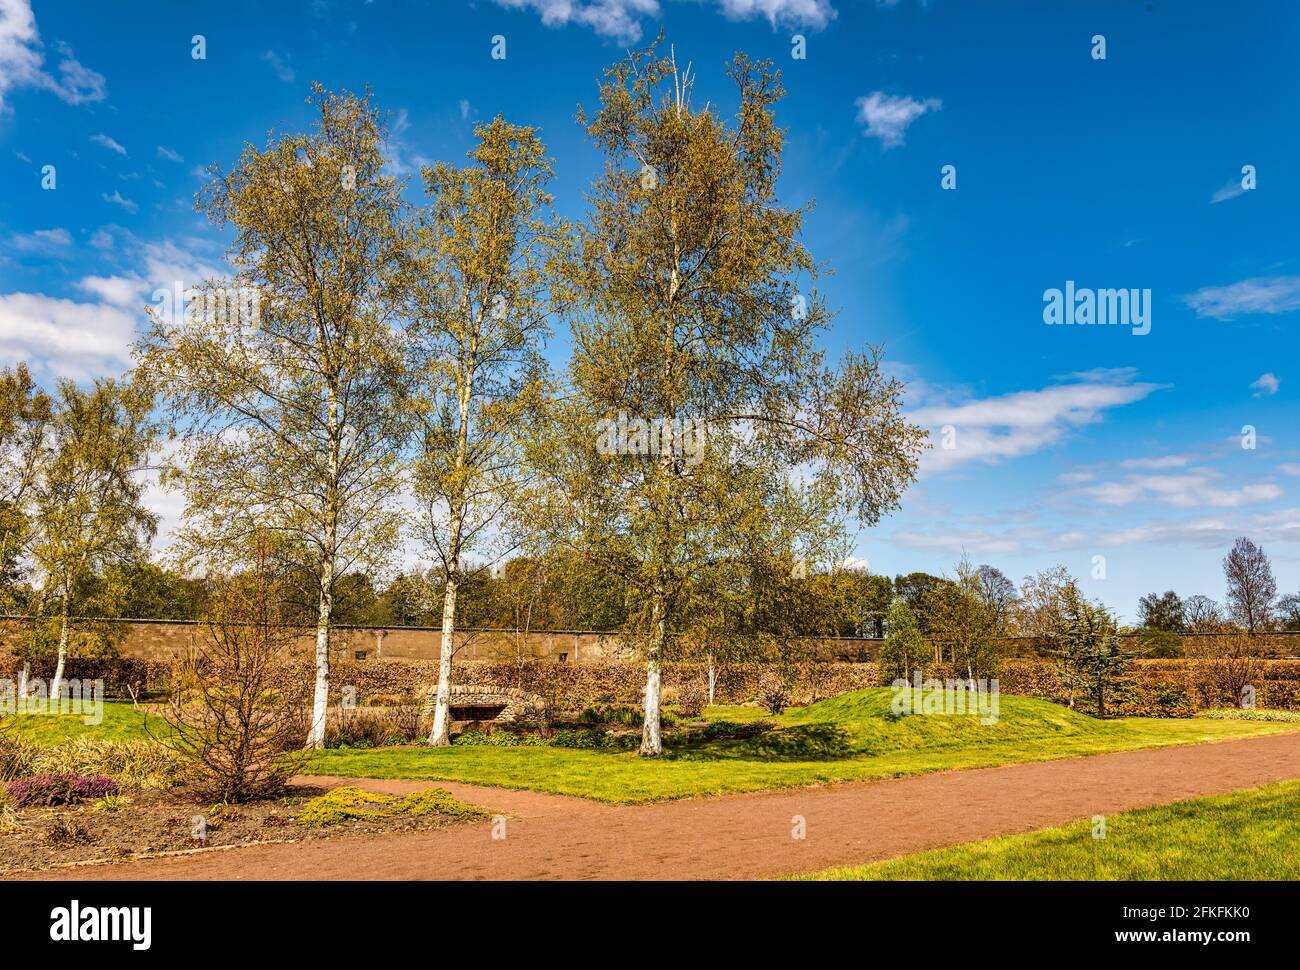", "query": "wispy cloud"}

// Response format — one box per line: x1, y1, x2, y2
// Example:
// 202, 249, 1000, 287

1210, 178, 1247, 204
490, 0, 835, 45
854, 91, 941, 149
101, 189, 138, 213
911, 373, 1165, 474
1184, 275, 1300, 320
0, 1, 106, 112
90, 132, 127, 155
156, 145, 184, 163
1250, 372, 1280, 397
261, 50, 295, 83
6, 227, 71, 254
